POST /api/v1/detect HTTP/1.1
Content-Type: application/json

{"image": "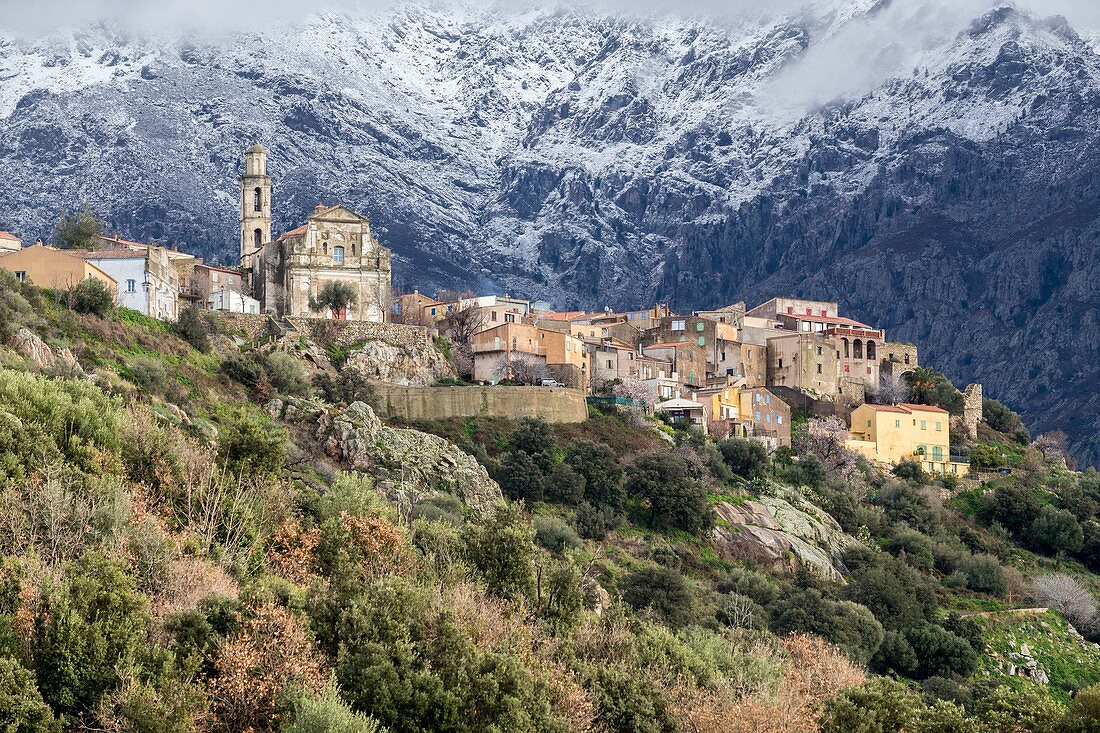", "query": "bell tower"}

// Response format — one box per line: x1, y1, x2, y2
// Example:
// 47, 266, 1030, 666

239, 144, 272, 269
